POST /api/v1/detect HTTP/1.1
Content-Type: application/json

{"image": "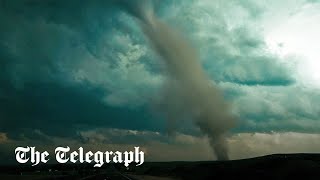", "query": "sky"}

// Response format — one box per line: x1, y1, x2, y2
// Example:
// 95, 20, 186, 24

0, 0, 320, 163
